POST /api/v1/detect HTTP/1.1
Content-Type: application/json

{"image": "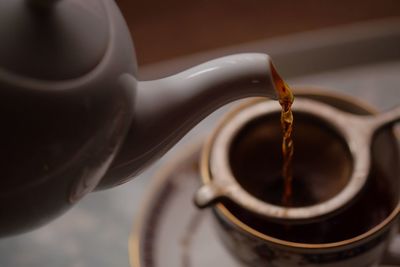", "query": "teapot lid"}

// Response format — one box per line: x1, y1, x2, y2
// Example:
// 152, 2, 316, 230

0, 0, 109, 80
